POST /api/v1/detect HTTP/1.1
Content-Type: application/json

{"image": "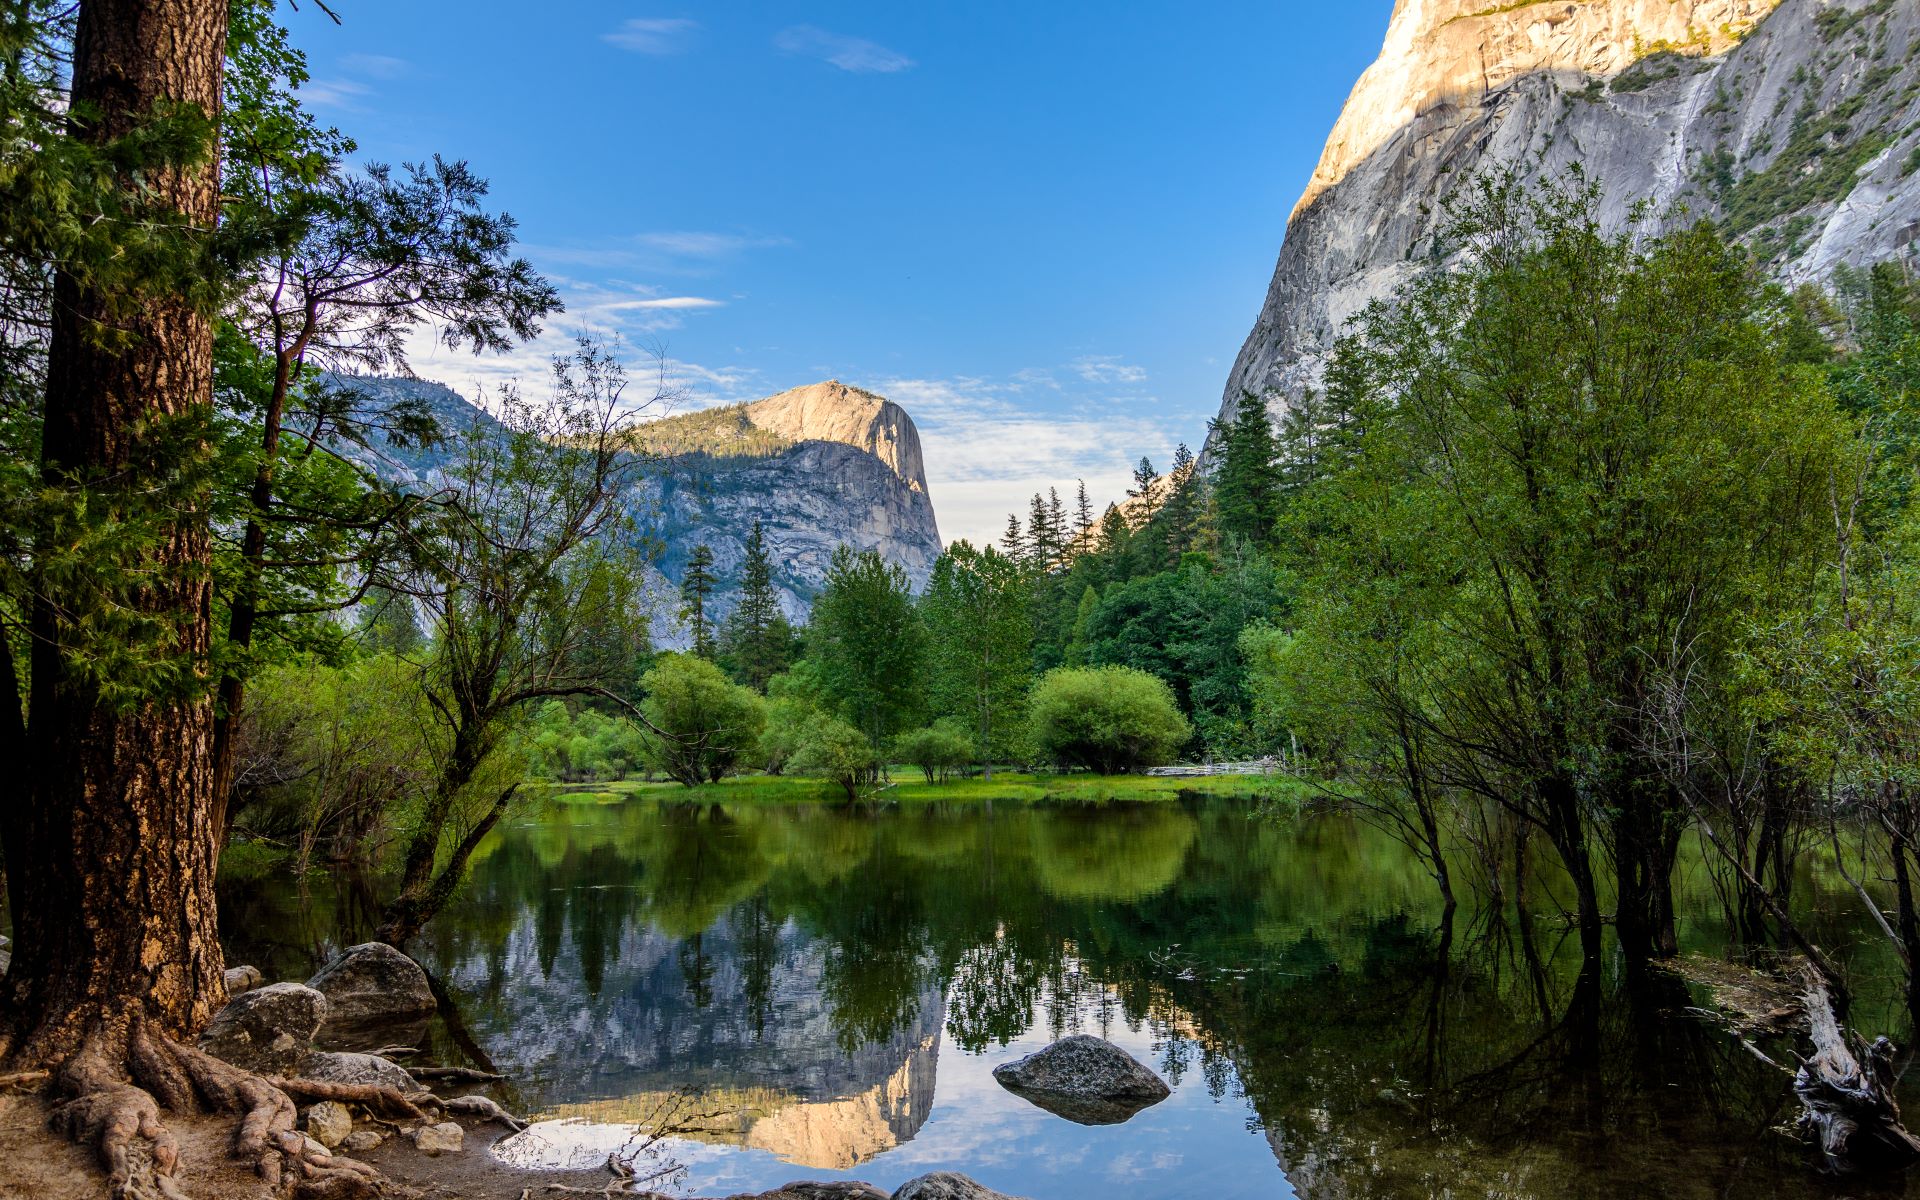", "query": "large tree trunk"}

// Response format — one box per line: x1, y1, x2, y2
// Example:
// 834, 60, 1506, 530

1, 0, 229, 1063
